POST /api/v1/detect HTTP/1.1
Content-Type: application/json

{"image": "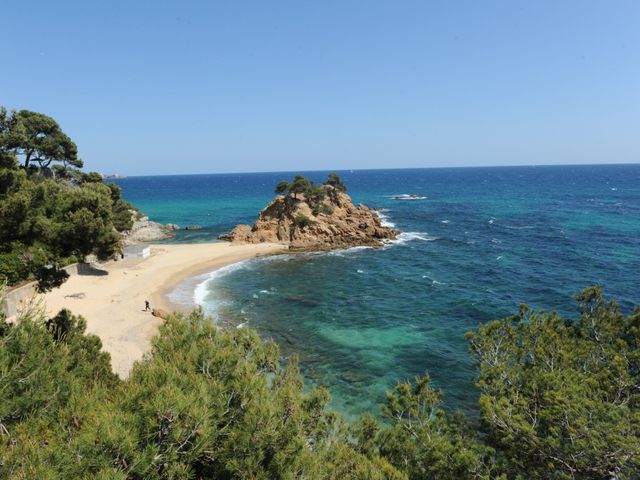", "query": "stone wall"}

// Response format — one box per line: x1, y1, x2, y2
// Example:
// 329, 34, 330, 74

2, 280, 37, 319
1, 262, 108, 319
